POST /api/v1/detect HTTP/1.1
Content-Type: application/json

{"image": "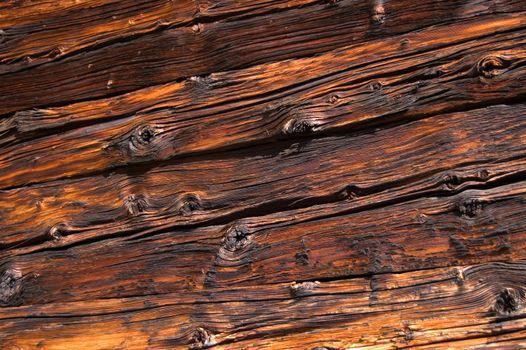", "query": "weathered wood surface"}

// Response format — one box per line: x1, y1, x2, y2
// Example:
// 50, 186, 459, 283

2, 262, 526, 349
2, 104, 526, 256
1, 0, 526, 349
